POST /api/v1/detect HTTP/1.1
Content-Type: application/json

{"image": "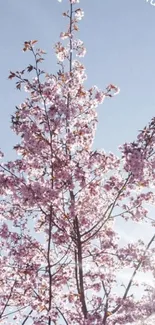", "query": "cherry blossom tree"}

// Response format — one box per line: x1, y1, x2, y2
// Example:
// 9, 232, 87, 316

0, 0, 155, 324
